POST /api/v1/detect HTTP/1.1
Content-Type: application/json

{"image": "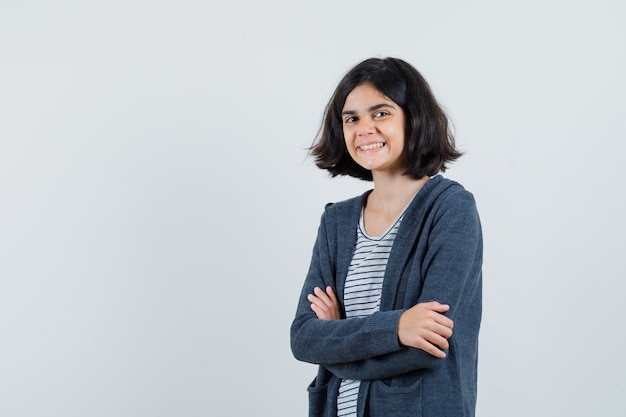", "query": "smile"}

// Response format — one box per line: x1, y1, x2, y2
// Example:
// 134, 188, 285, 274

358, 143, 385, 151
